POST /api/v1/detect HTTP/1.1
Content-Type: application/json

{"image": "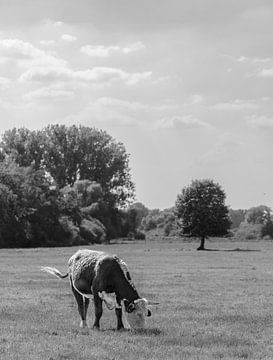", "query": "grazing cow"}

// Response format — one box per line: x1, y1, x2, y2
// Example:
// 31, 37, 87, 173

41, 249, 153, 330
